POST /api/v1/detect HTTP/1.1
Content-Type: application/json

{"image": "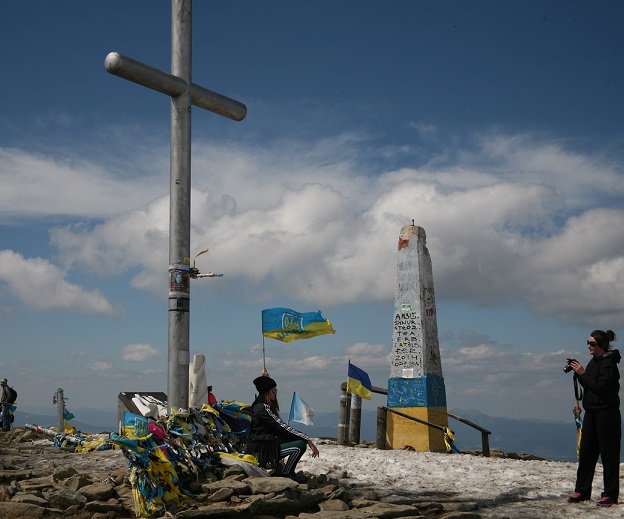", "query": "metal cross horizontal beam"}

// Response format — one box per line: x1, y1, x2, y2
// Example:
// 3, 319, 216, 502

104, 51, 247, 121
